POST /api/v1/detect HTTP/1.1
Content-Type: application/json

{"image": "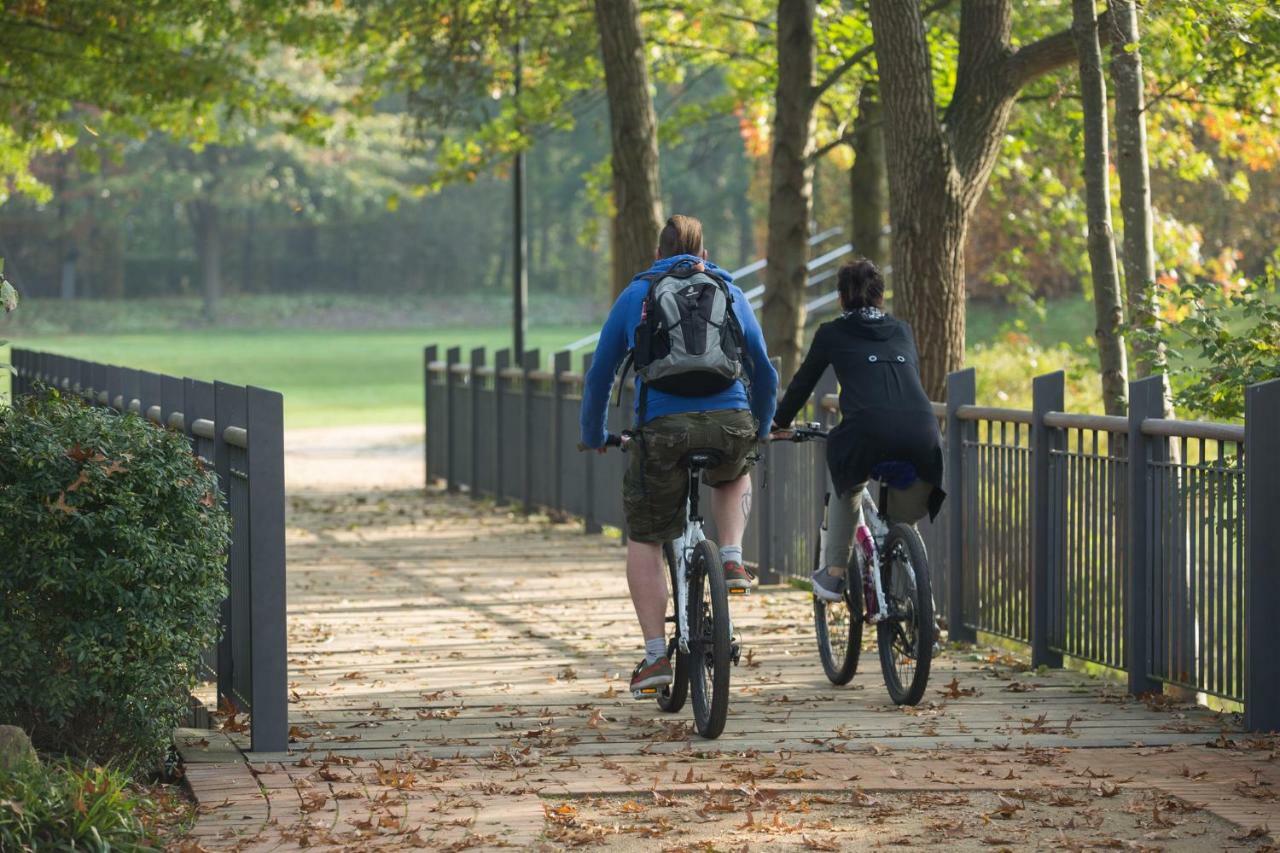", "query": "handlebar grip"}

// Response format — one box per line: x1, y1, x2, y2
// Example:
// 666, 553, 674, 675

605, 433, 623, 448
